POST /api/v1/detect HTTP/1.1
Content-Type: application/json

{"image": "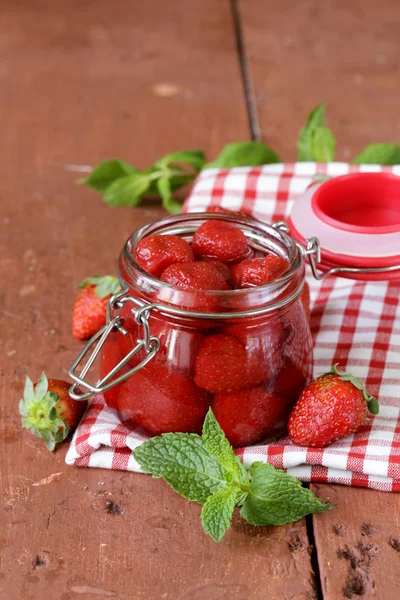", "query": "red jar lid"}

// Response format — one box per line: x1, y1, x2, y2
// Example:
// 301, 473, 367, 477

288, 172, 400, 281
